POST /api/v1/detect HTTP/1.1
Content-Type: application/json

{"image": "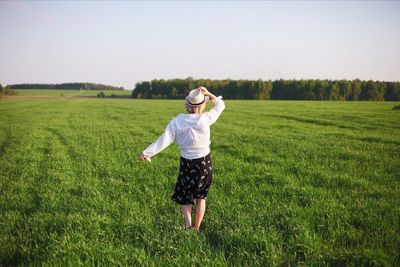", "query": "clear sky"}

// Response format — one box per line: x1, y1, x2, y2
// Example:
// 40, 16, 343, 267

1, 1, 399, 89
